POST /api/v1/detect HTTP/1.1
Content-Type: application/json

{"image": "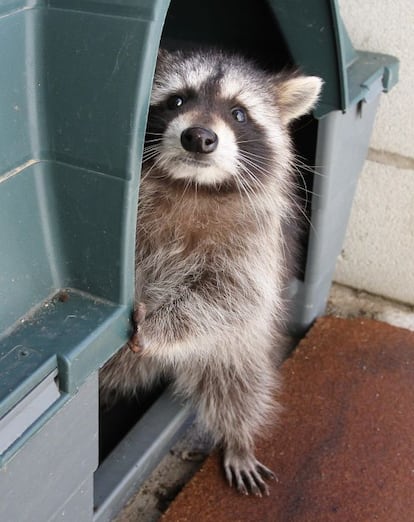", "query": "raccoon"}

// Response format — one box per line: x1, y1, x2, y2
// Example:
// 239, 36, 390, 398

100, 49, 322, 496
